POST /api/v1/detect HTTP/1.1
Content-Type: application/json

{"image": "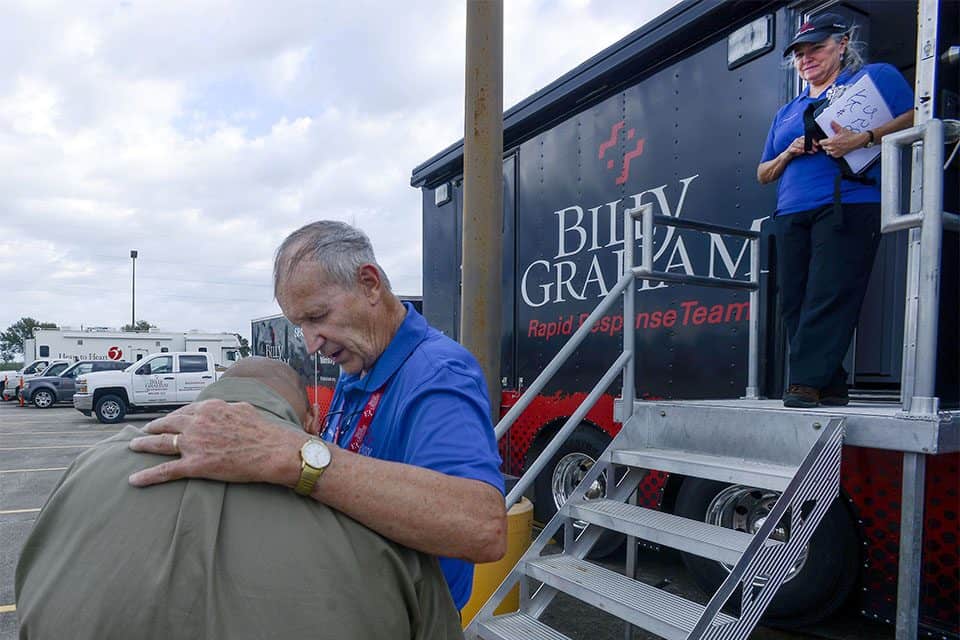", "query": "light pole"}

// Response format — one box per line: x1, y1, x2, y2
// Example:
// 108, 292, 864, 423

130, 250, 138, 329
